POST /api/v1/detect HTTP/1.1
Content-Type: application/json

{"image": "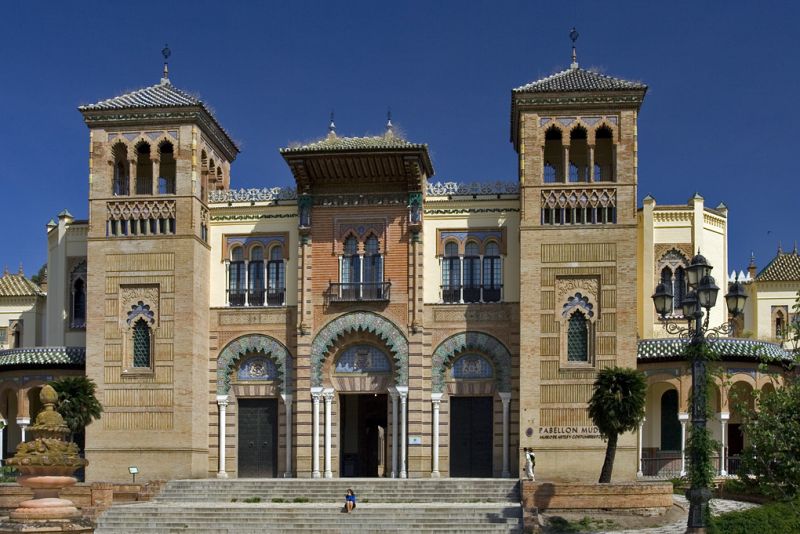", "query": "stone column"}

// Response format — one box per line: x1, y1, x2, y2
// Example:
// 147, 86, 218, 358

282, 393, 293, 478
637, 417, 646, 477
152, 158, 160, 194
679, 412, 689, 477
431, 393, 443, 477
720, 412, 730, 476
243, 260, 250, 306
128, 159, 136, 195
499, 392, 511, 477
17, 417, 30, 444
311, 387, 322, 478
563, 145, 570, 182
0, 418, 6, 461
390, 388, 399, 478
216, 395, 229, 478
323, 388, 334, 478
397, 386, 408, 478
588, 145, 595, 182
